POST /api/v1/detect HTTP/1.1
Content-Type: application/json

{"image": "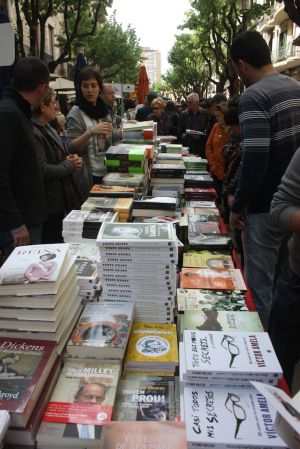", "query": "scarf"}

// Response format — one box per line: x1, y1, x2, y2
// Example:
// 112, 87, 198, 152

76, 92, 108, 120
